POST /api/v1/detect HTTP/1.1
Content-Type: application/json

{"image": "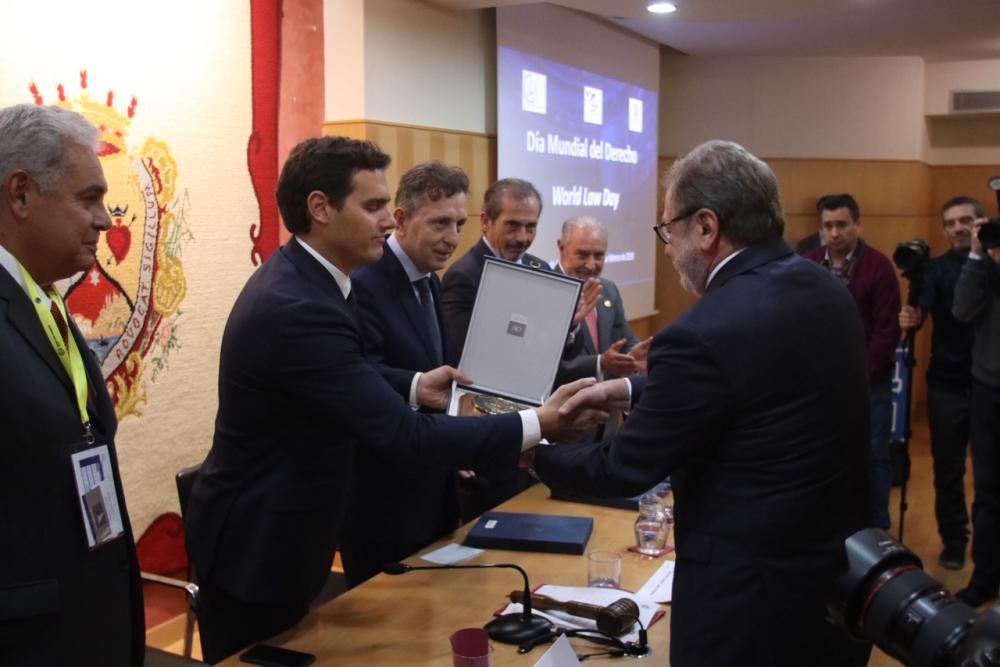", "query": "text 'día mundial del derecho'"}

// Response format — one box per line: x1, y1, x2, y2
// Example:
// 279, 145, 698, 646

526, 131, 639, 164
